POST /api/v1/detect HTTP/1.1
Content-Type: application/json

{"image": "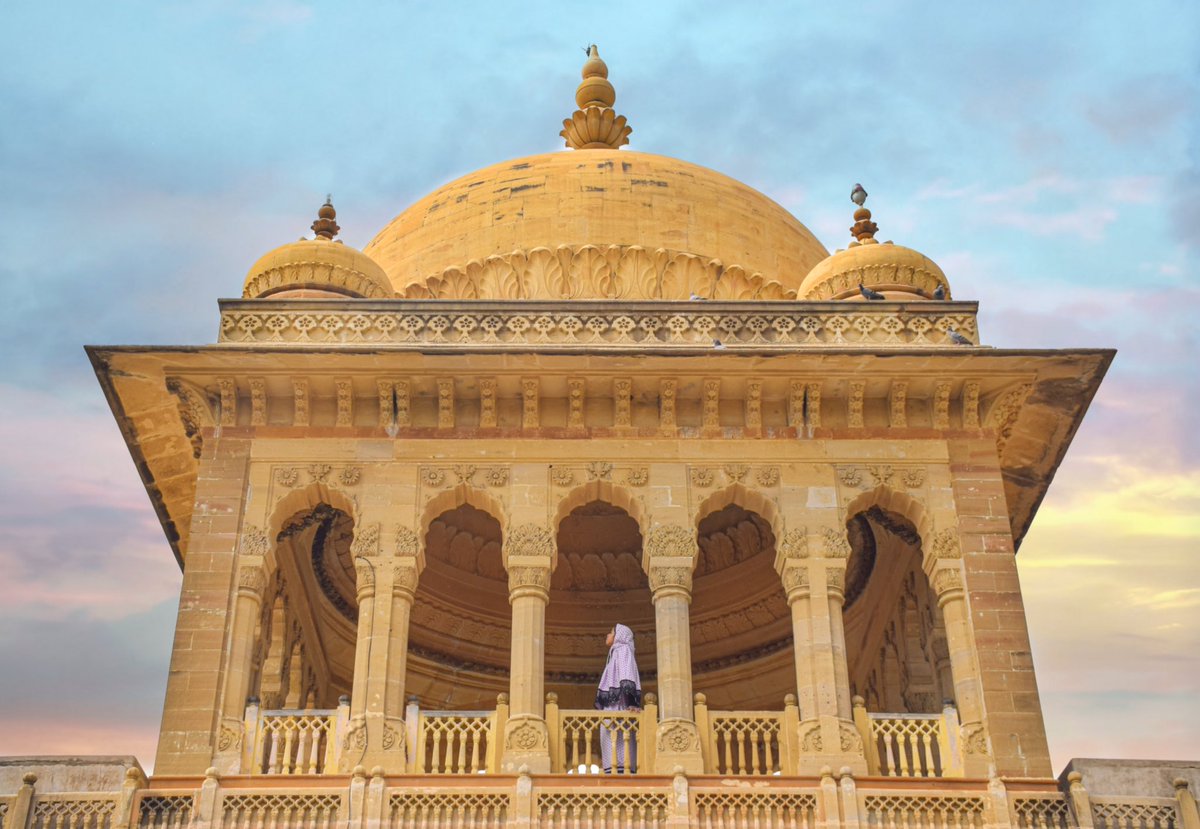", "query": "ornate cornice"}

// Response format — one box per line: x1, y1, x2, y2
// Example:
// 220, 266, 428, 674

218, 298, 980, 350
